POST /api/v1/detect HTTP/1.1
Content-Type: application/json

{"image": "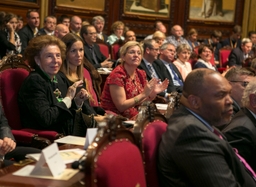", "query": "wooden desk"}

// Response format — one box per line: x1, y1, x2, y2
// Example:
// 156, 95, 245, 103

0, 144, 85, 187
